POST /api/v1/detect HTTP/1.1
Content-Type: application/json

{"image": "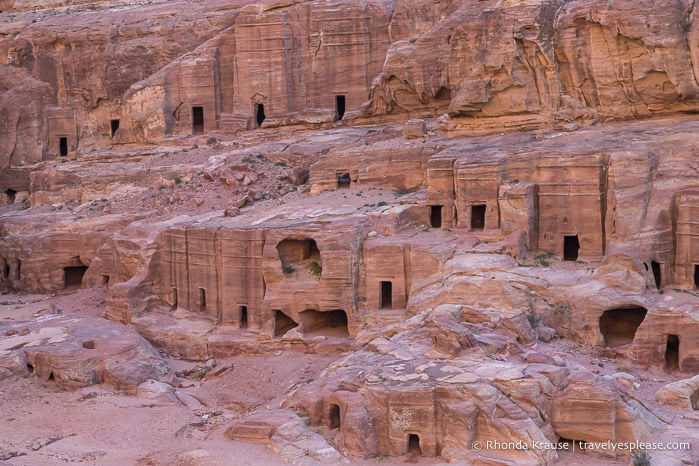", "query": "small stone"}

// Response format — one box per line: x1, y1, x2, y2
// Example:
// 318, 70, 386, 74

536, 326, 556, 342
367, 231, 377, 237
284, 167, 309, 185
526, 352, 555, 365
403, 119, 426, 139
